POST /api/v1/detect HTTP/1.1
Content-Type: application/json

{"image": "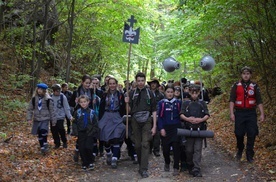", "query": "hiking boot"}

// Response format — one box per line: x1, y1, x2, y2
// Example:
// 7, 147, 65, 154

106, 153, 112, 165
173, 168, 179, 176
164, 163, 170, 172
246, 155, 254, 163
133, 155, 138, 164
88, 163, 94, 170
111, 158, 117, 169
193, 171, 202, 177
73, 150, 79, 162
180, 162, 187, 172
63, 143, 67, 148
235, 150, 243, 161
82, 166, 87, 171
153, 151, 160, 157
140, 170, 149, 178
54, 145, 60, 149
